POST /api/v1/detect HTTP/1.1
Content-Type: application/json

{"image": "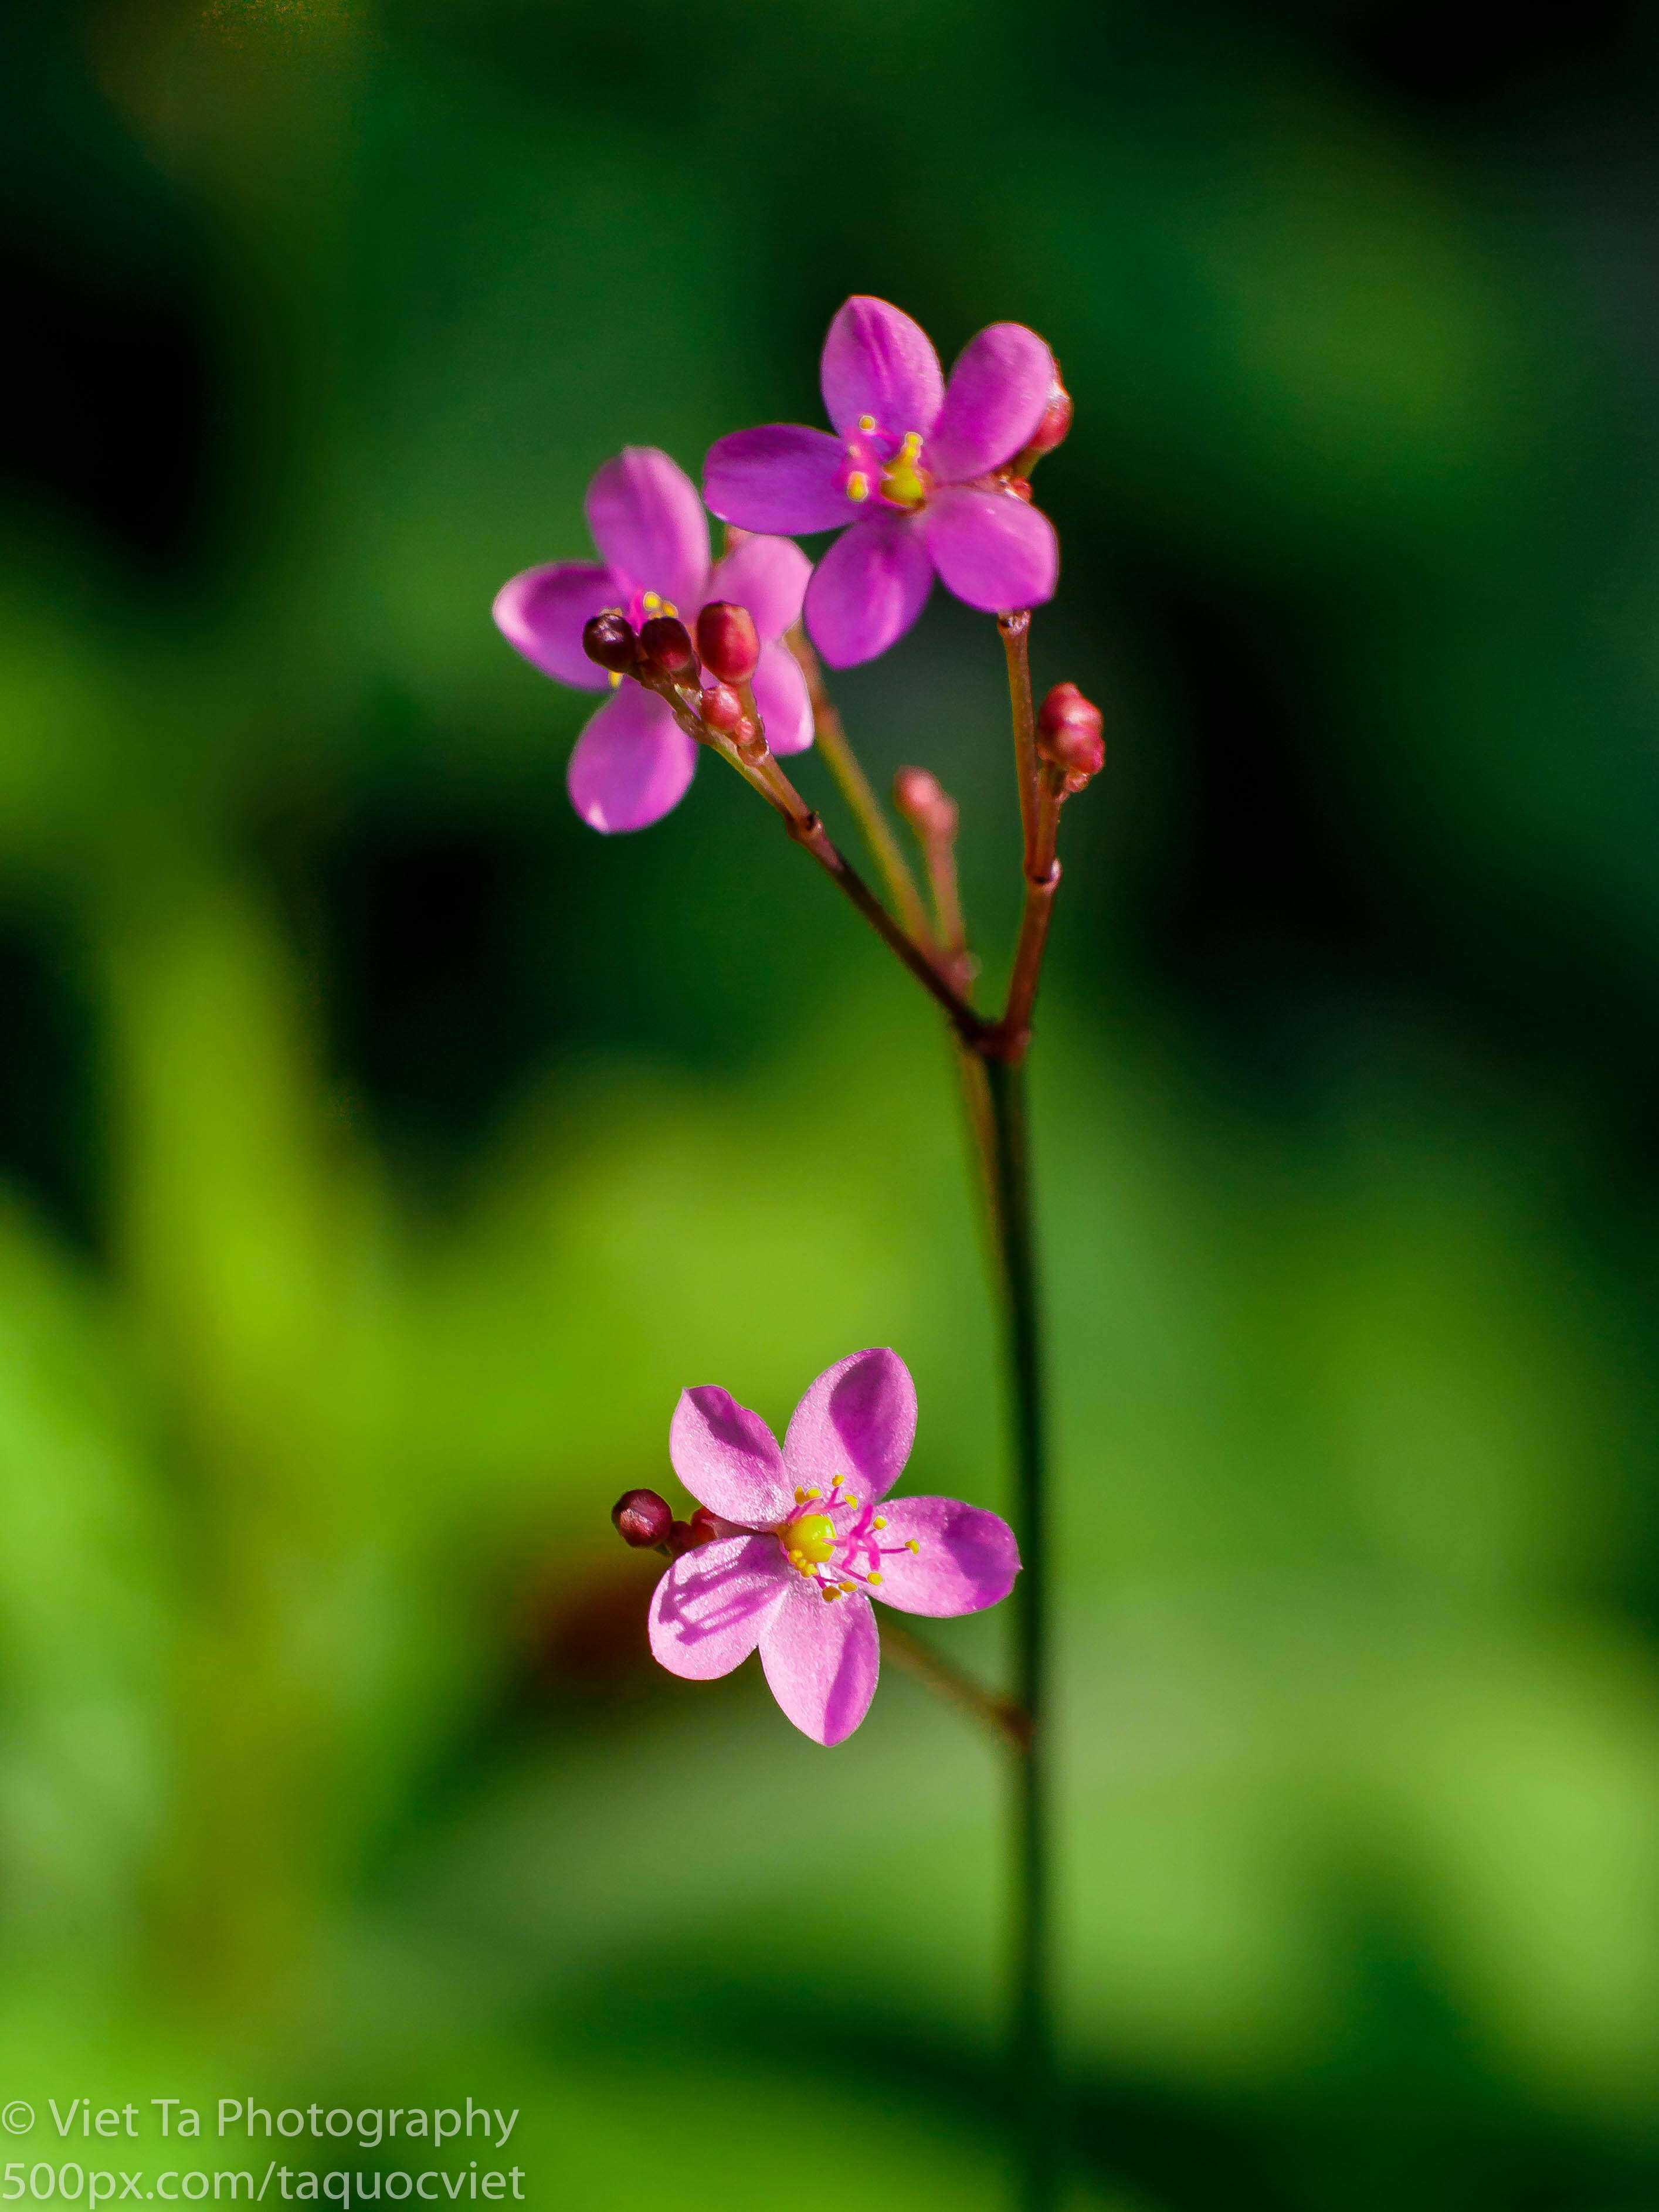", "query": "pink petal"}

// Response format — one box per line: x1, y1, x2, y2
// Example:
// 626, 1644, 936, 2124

585, 447, 709, 612
867, 1497, 1019, 1617
750, 640, 813, 755
706, 534, 812, 642
670, 1384, 795, 1526
783, 1347, 917, 1504
567, 683, 698, 833
704, 426, 849, 534
820, 296, 944, 442
928, 323, 1056, 483
924, 486, 1057, 613
758, 1577, 880, 1744
803, 513, 933, 669
492, 562, 618, 694
649, 1534, 790, 1680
